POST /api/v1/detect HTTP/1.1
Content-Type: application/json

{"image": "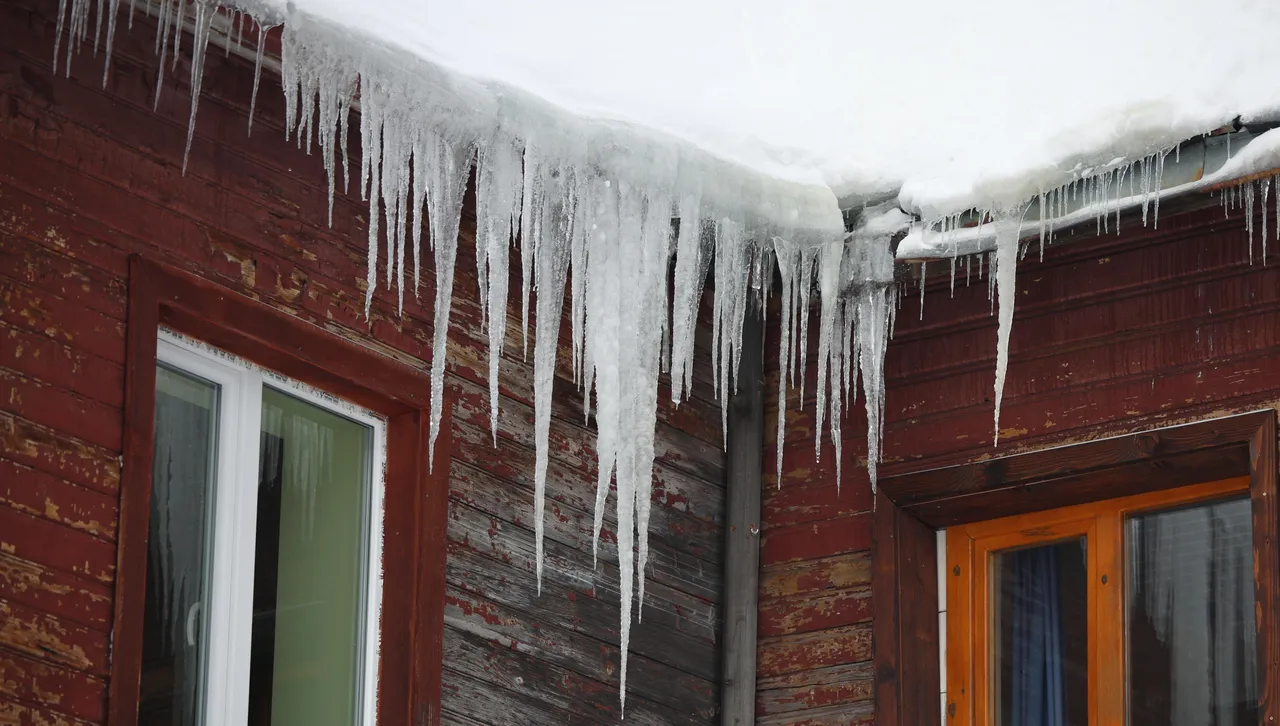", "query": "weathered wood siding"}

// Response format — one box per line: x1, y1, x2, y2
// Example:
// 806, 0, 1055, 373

758, 202, 1277, 723
0, 1, 727, 722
